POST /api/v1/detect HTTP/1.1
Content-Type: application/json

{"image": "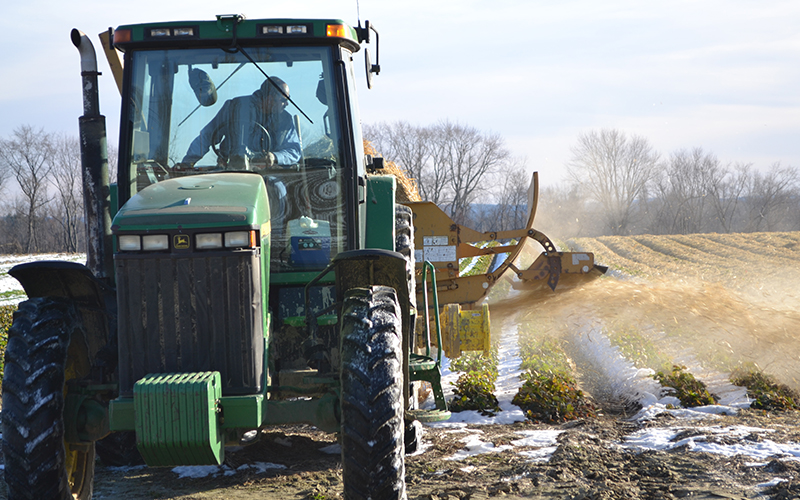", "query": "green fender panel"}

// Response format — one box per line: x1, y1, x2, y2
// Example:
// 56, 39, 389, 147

365, 175, 396, 251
